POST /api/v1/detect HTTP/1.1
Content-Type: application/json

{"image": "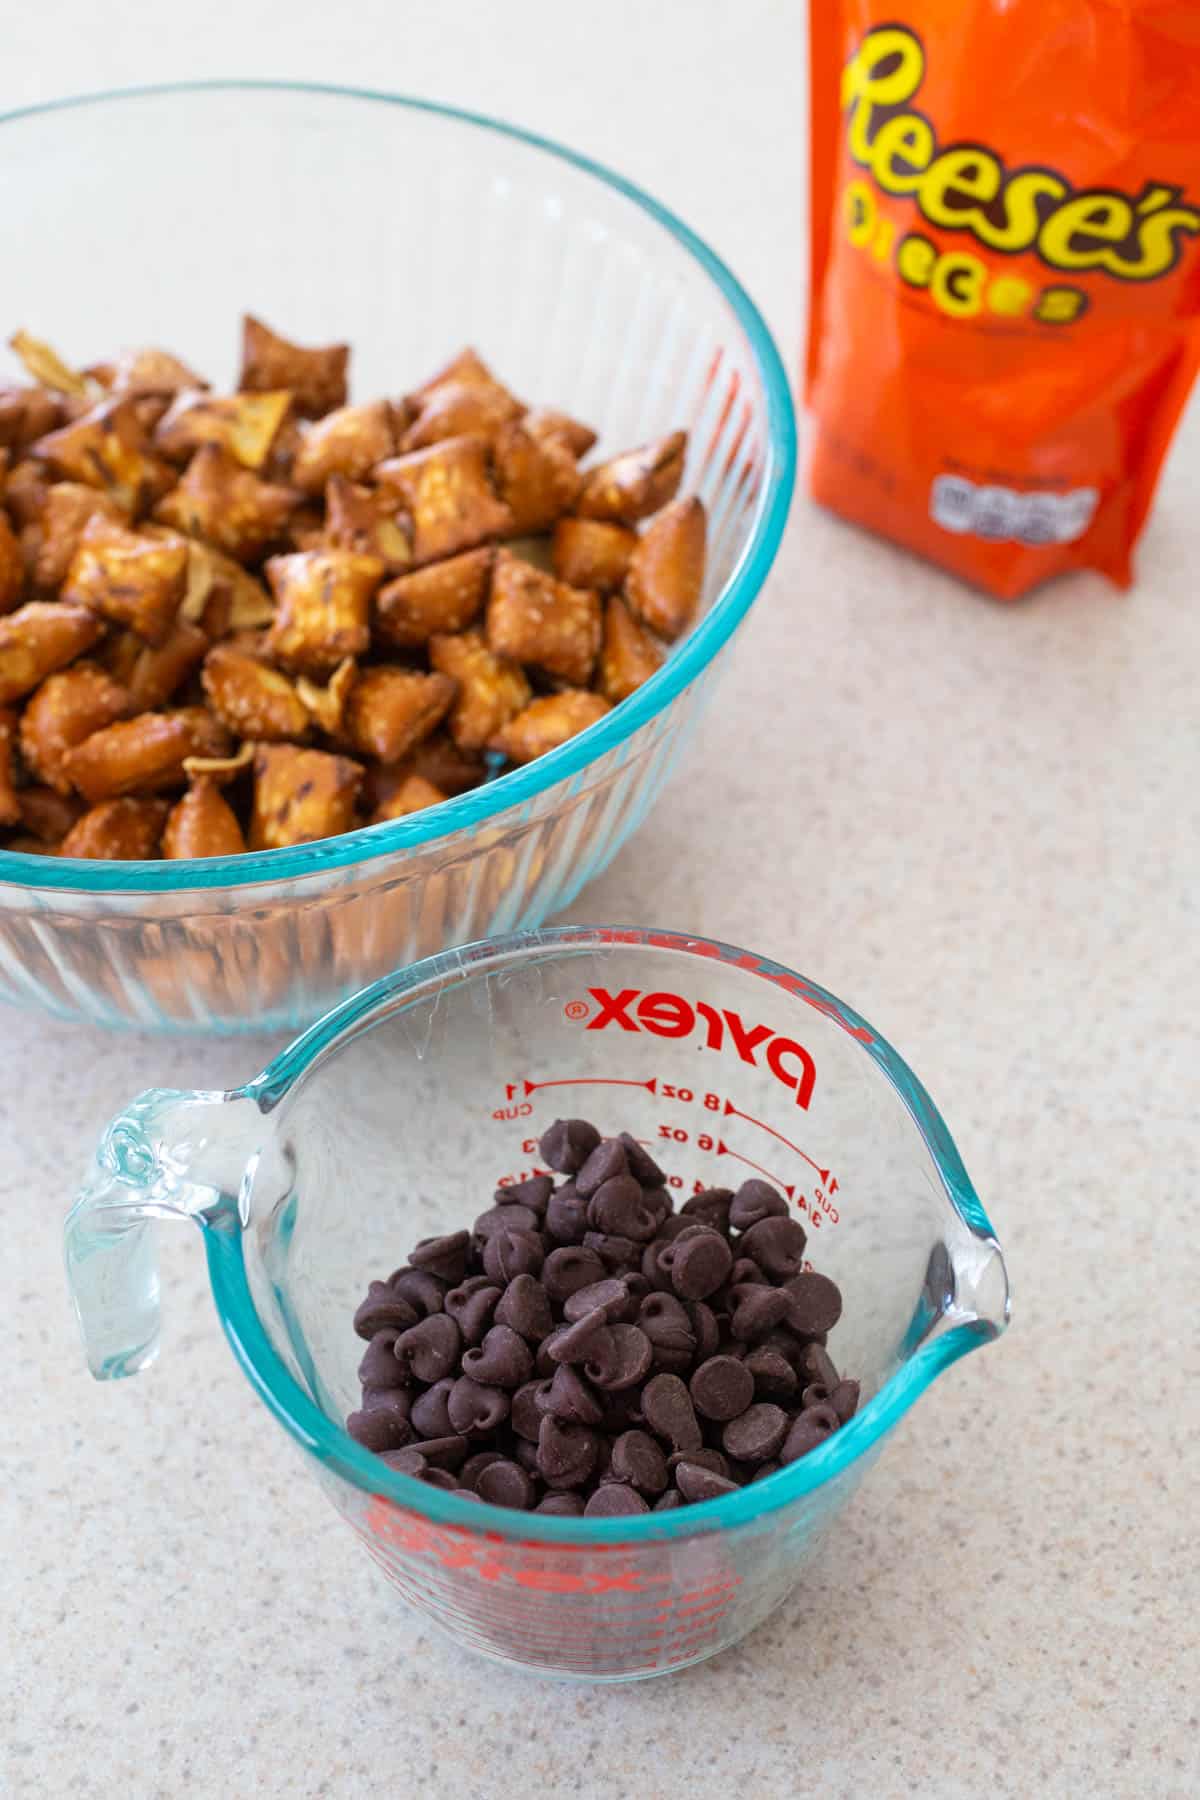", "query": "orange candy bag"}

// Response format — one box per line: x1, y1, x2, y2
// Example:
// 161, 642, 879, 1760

806, 3, 1200, 597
